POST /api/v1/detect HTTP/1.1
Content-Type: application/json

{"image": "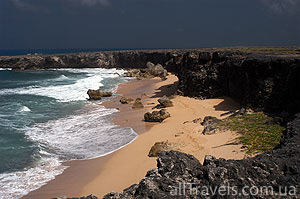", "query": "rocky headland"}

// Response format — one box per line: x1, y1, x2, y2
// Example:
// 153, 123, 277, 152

3, 47, 300, 198
1, 47, 300, 114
